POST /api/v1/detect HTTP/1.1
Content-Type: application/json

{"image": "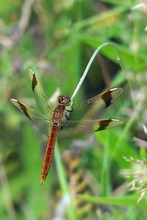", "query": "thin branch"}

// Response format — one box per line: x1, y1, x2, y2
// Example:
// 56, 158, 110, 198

18, 0, 36, 32
0, 0, 37, 49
